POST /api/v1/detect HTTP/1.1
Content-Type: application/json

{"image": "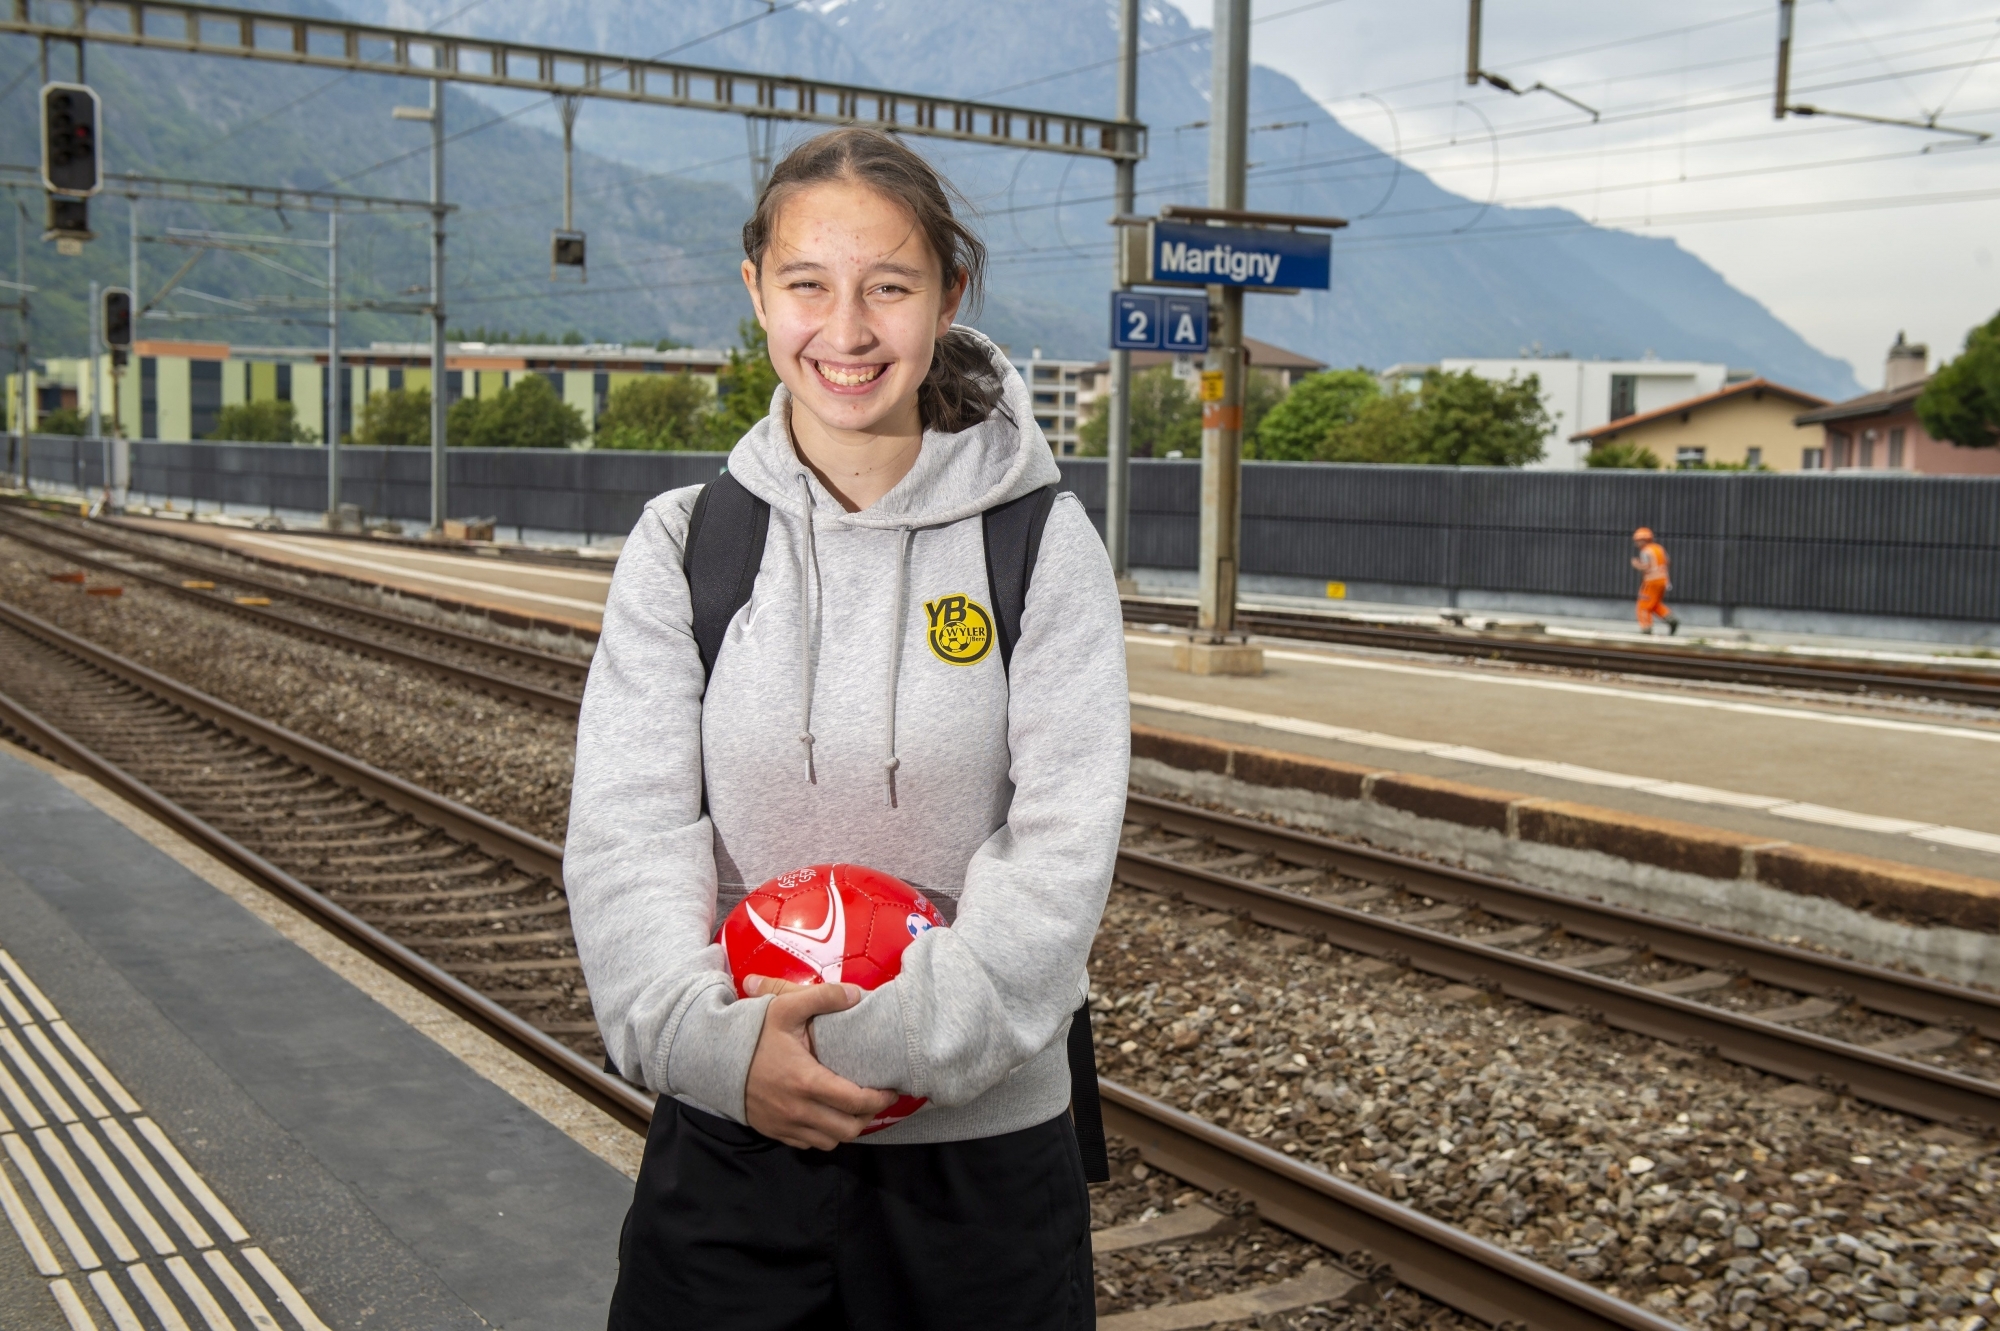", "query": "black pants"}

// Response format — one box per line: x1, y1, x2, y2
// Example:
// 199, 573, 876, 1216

608, 1098, 1094, 1331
